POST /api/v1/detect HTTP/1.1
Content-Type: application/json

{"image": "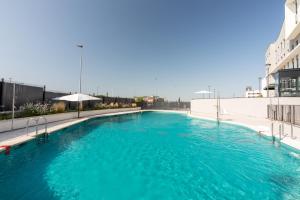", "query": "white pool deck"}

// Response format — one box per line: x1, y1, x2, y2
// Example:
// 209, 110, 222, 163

1, 109, 300, 153
0, 110, 142, 153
